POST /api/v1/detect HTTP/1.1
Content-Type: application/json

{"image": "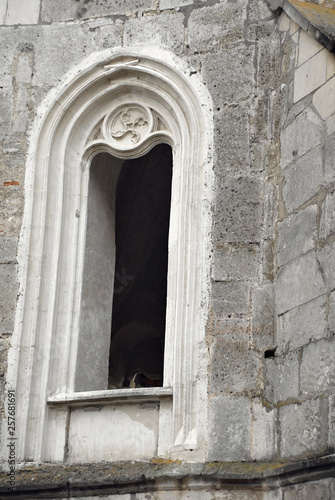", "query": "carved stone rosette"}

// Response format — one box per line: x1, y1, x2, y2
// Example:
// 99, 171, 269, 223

85, 102, 169, 158
109, 105, 151, 147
